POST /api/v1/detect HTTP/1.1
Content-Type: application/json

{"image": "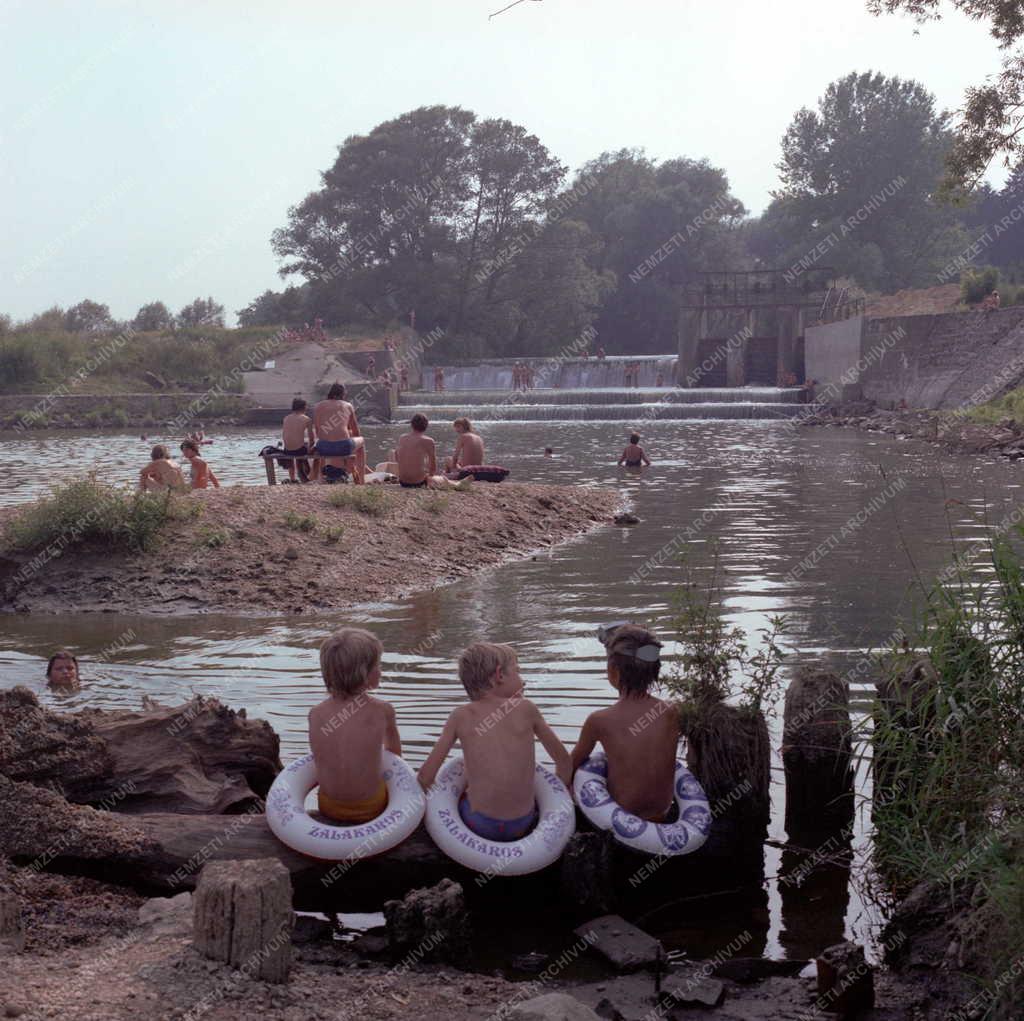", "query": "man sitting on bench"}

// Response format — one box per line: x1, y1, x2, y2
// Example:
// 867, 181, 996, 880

313, 383, 366, 484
